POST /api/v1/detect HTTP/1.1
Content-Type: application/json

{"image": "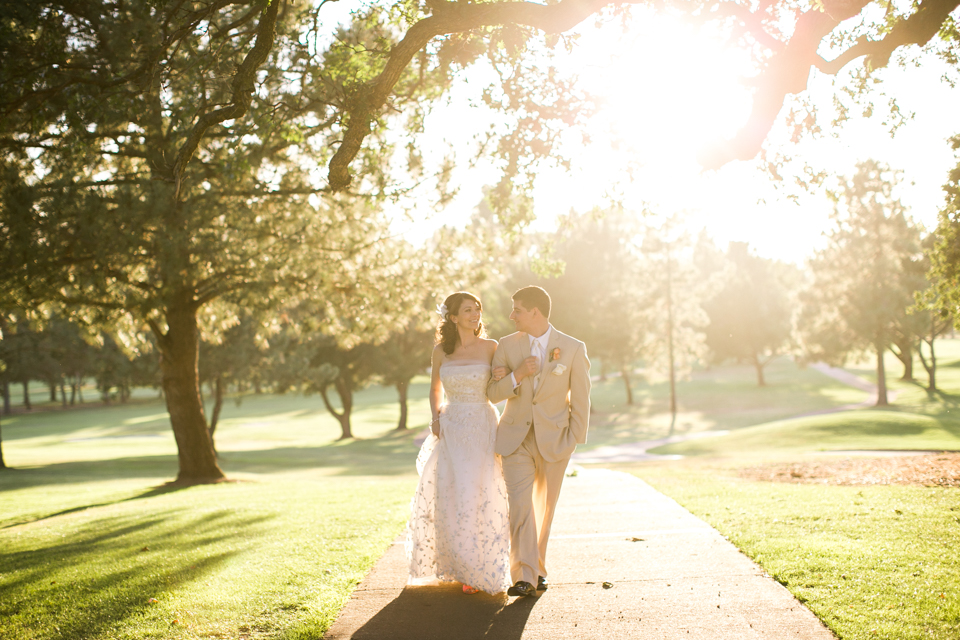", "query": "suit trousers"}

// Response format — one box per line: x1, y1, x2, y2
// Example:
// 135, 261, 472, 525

500, 425, 569, 585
